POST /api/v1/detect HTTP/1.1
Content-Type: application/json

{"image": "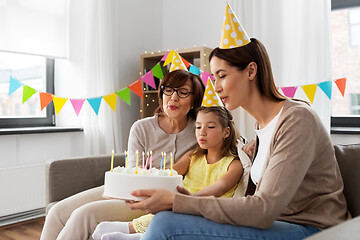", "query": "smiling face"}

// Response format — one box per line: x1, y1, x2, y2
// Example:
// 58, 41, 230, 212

210, 56, 252, 111
195, 111, 230, 151
162, 80, 194, 121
